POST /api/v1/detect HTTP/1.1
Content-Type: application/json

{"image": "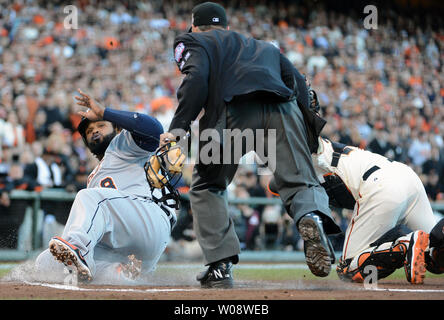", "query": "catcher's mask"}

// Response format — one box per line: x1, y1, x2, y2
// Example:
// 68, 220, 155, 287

144, 142, 184, 210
